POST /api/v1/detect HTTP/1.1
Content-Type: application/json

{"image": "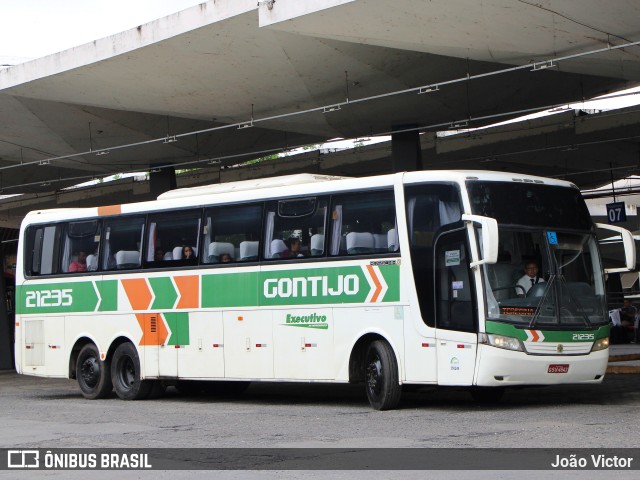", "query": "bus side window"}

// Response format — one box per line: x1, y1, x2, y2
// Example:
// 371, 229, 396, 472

329, 190, 396, 257
61, 220, 101, 273
25, 224, 62, 277
102, 217, 145, 271
263, 197, 328, 260
145, 210, 201, 268
202, 204, 263, 264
